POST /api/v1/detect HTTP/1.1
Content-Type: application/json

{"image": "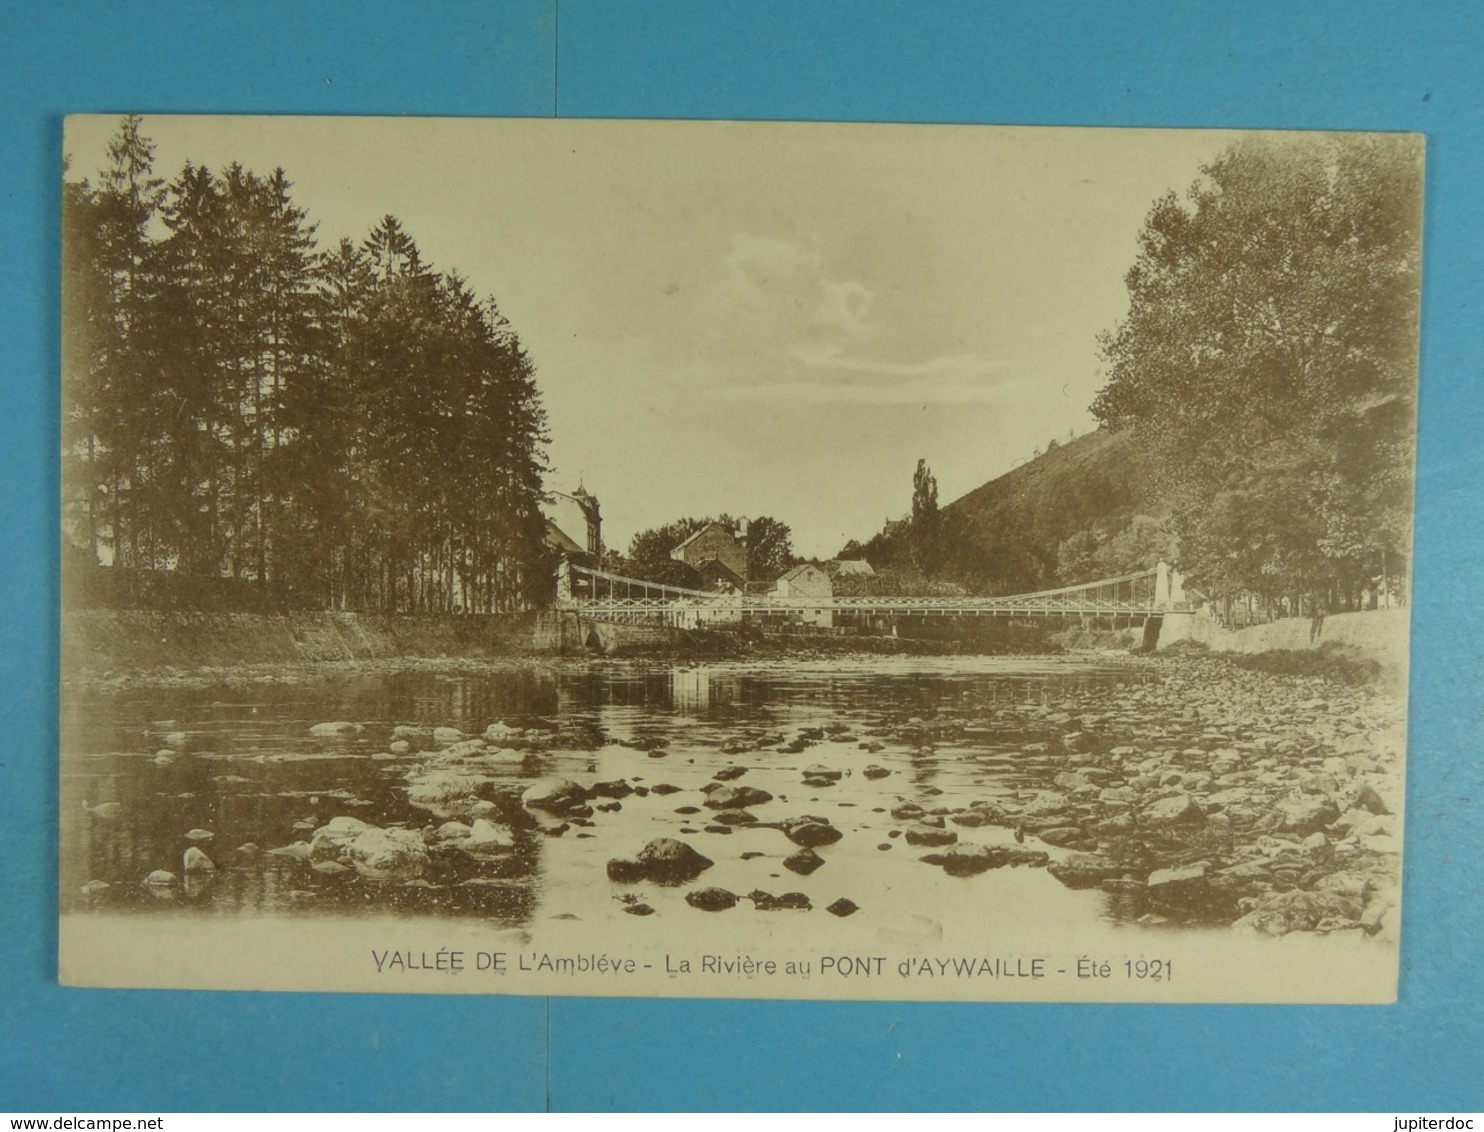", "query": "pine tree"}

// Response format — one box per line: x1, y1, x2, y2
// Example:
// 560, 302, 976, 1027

910, 458, 942, 575
64, 119, 553, 613
88, 115, 166, 568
